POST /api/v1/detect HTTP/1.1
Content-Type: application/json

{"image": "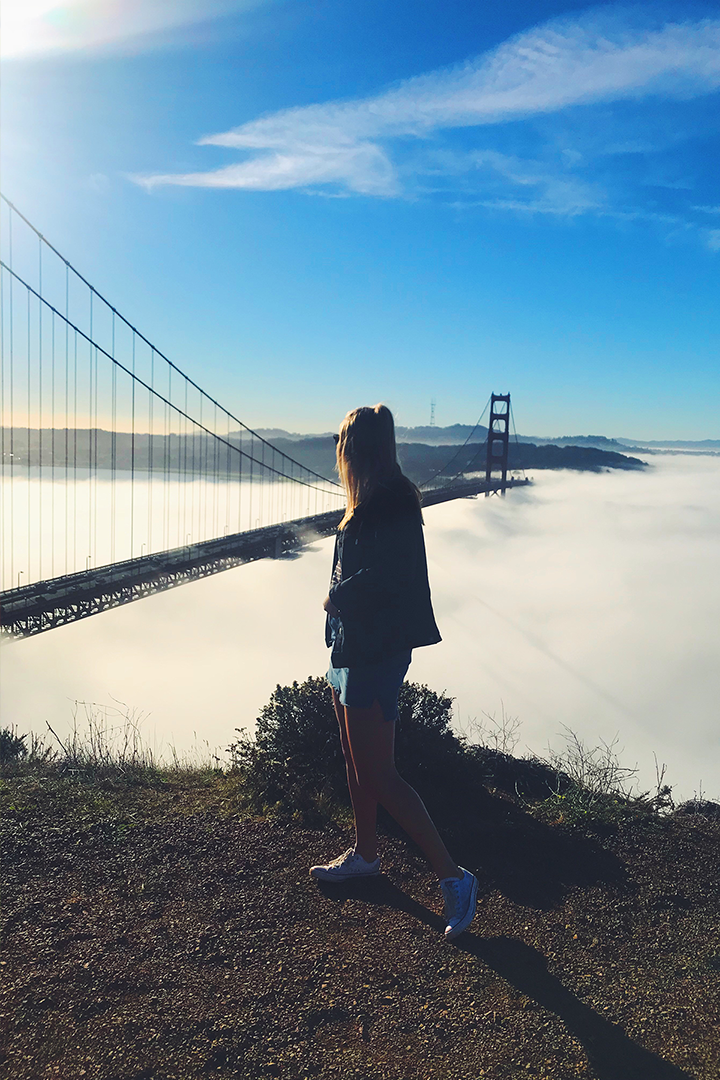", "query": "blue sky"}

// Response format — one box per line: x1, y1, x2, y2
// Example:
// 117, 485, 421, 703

2, 0, 720, 438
